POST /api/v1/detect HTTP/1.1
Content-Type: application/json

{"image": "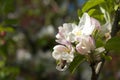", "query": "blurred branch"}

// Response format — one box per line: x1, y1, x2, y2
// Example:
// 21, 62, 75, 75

111, 7, 120, 37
